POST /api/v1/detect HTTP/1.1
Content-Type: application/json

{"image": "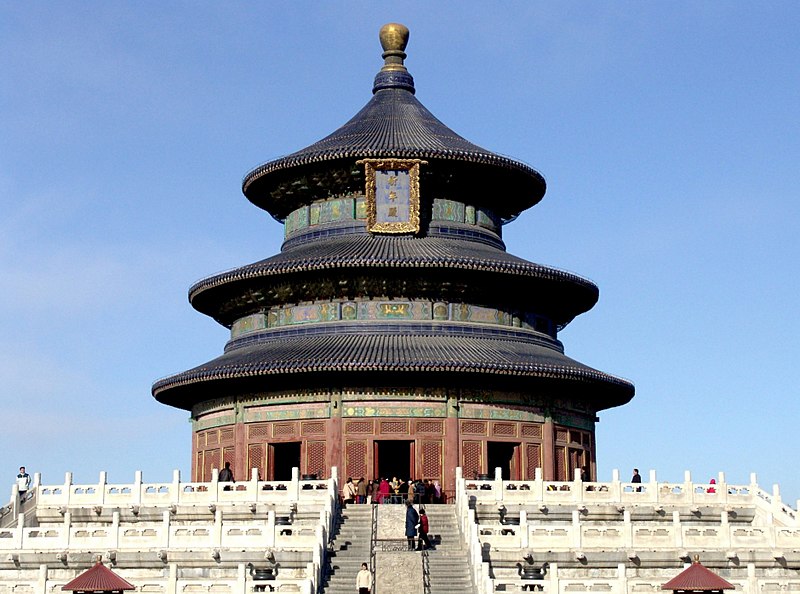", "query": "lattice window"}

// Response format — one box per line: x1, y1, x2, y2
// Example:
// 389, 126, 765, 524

301, 421, 326, 436
555, 428, 568, 443
248, 444, 264, 479
207, 430, 219, 445
196, 431, 207, 448
195, 451, 204, 482
205, 449, 220, 482
345, 420, 374, 434
416, 420, 443, 434
219, 428, 234, 443
345, 441, 368, 479
569, 430, 584, 445
248, 423, 270, 439
461, 421, 487, 435
492, 422, 516, 437
568, 448, 585, 477
421, 441, 442, 479
462, 441, 482, 479
306, 441, 326, 478
525, 443, 541, 480
273, 422, 296, 437
521, 423, 542, 438
222, 447, 235, 470
554, 446, 566, 481
380, 420, 409, 434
